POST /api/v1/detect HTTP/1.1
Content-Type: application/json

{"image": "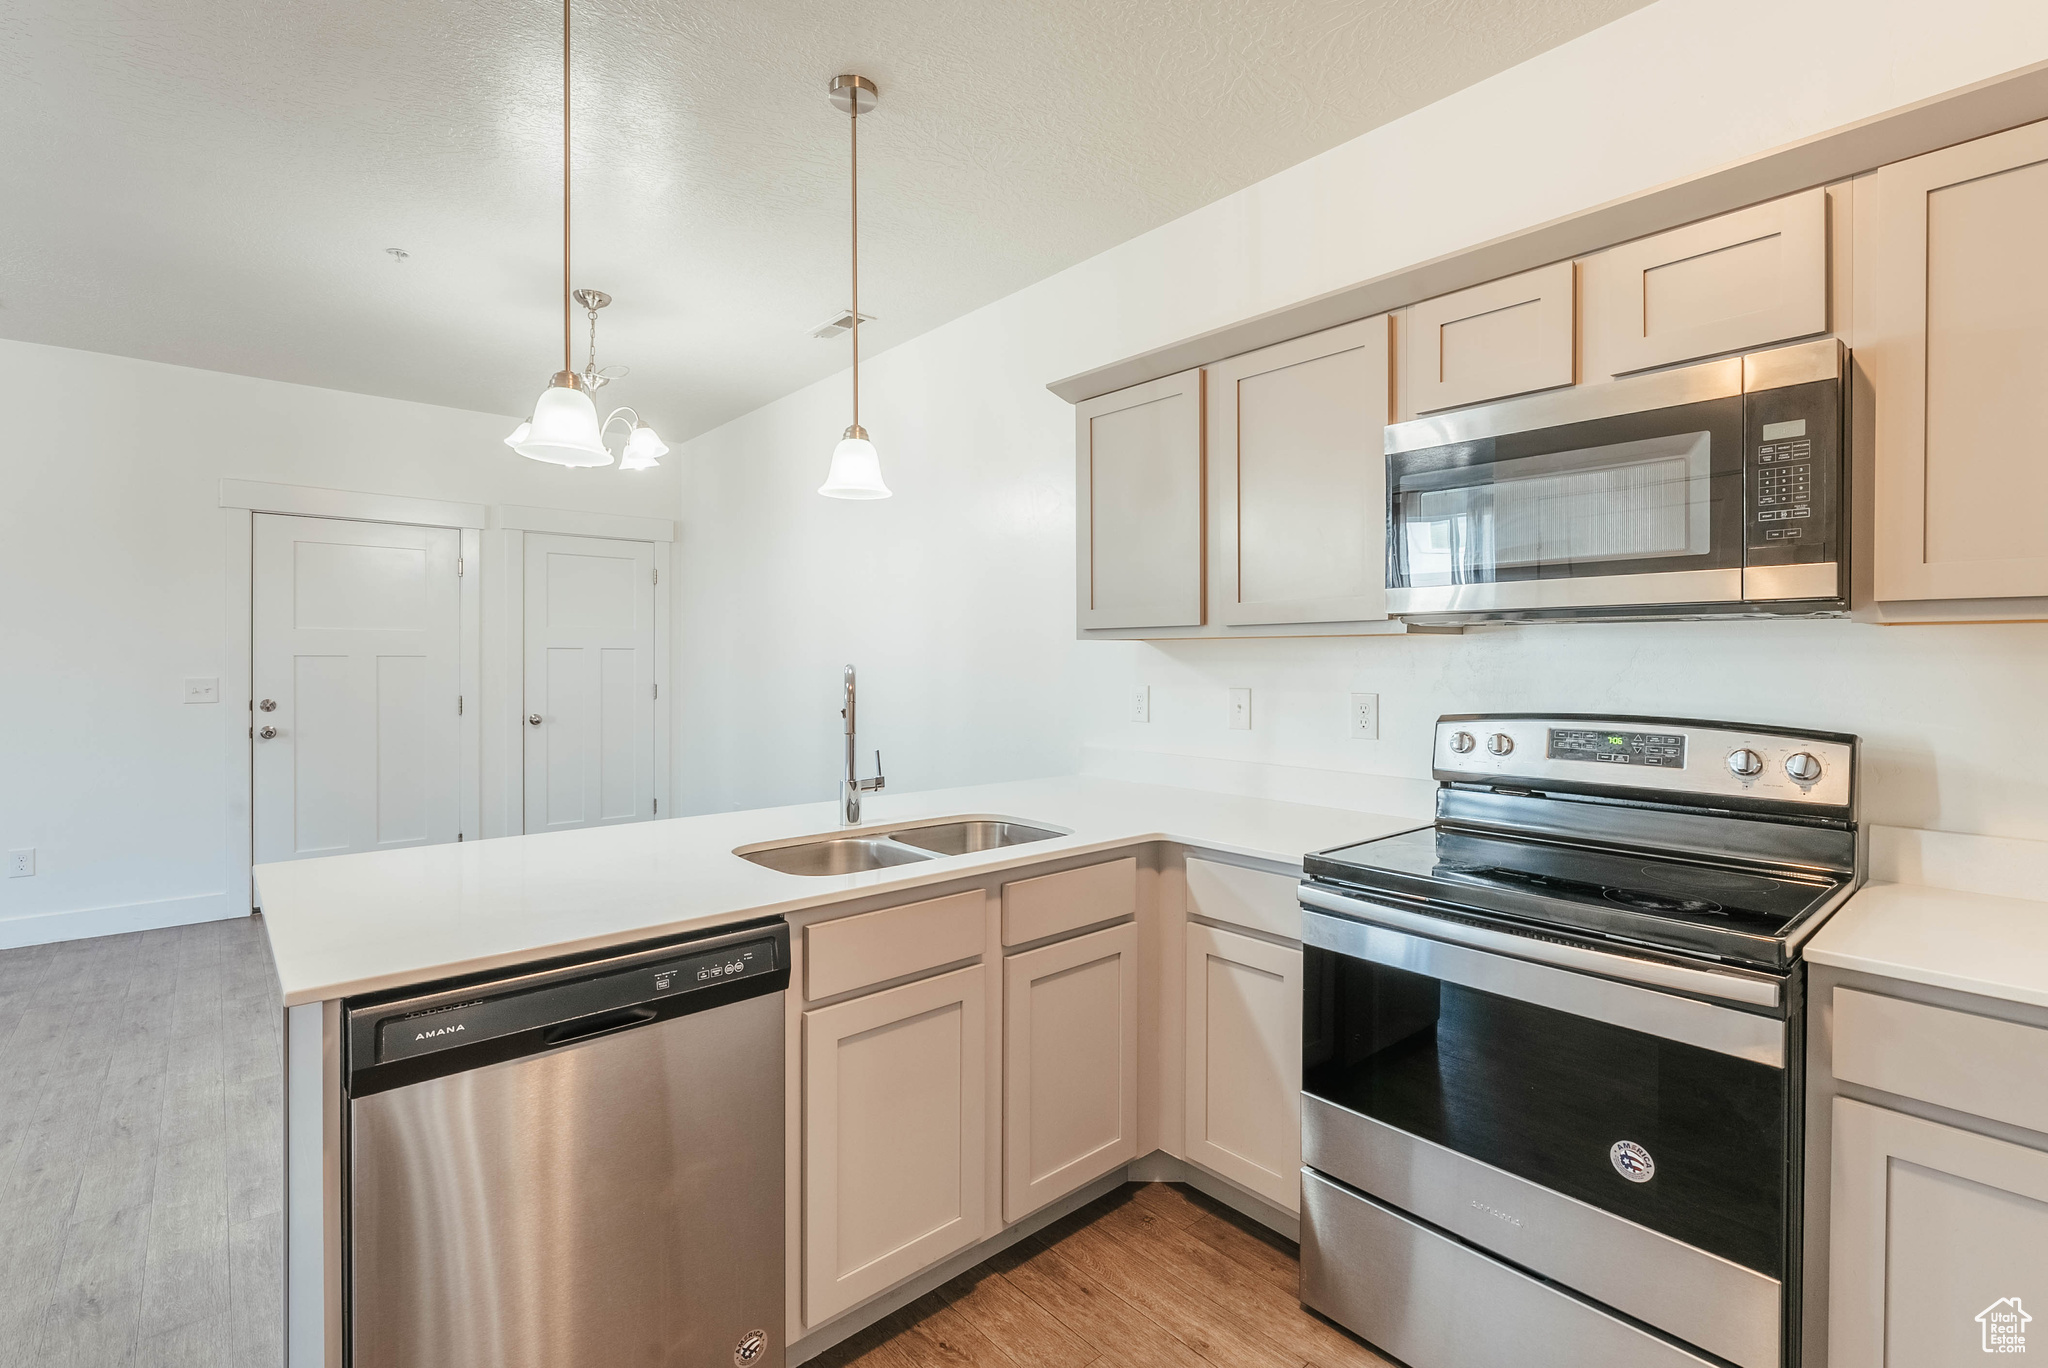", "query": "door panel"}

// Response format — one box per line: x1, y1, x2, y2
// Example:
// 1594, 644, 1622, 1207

803, 965, 988, 1327
1870, 119, 2048, 600
254, 514, 462, 864
1210, 317, 1392, 625
1404, 261, 1576, 415
523, 533, 656, 833
1185, 923, 1302, 1210
1581, 188, 1827, 379
1075, 370, 1204, 630
1002, 922, 1139, 1222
